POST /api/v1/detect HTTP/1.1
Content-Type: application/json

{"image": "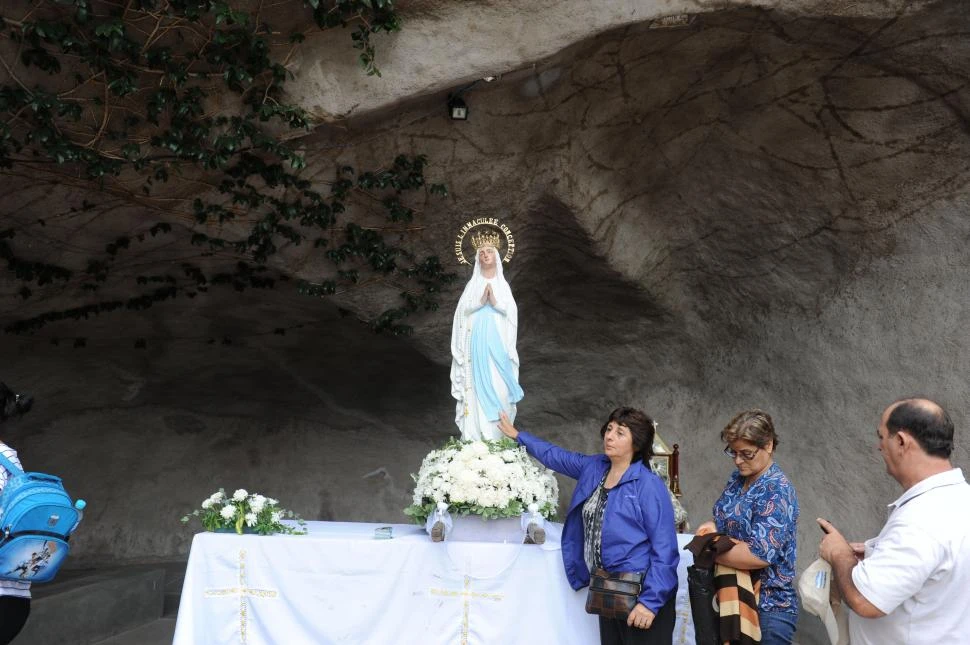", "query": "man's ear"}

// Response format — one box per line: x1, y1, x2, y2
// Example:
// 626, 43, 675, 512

896, 431, 912, 450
